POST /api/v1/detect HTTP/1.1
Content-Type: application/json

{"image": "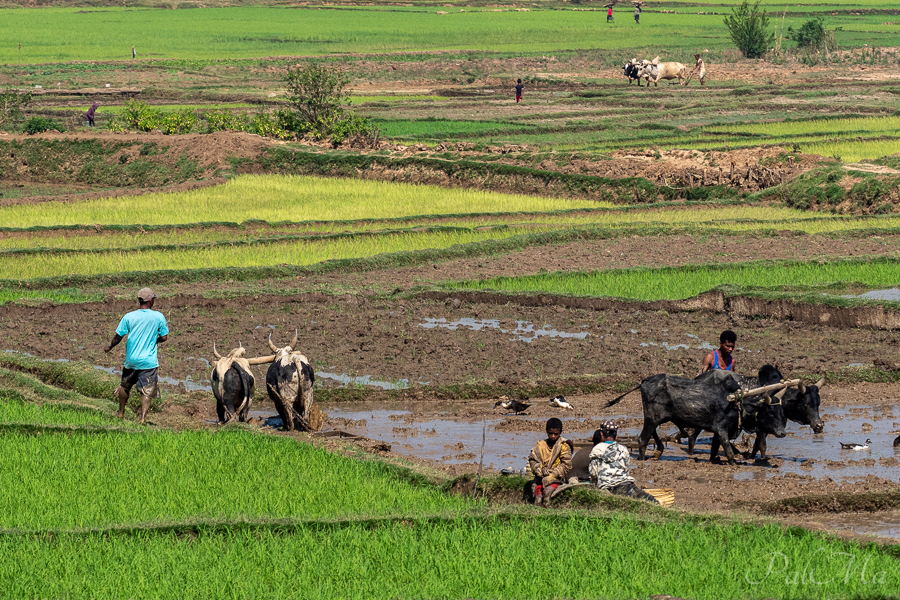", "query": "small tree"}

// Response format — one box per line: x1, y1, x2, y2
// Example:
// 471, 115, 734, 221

723, 0, 774, 59
283, 63, 351, 137
281, 62, 379, 145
